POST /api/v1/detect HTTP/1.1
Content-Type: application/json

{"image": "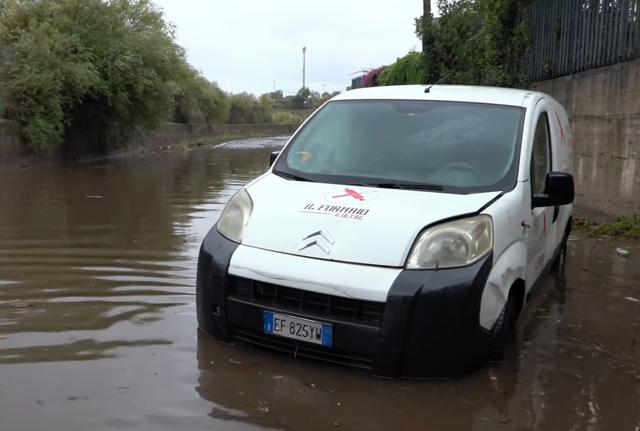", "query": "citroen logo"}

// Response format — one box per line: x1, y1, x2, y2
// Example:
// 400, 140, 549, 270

297, 229, 335, 255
